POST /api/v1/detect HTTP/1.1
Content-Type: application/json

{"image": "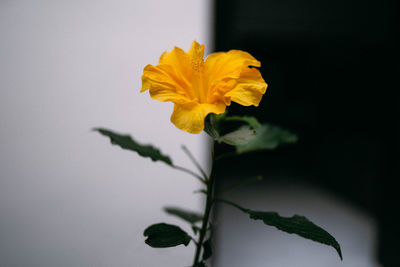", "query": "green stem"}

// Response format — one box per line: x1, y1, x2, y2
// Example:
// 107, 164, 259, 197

214, 151, 237, 161
192, 164, 215, 266
213, 198, 249, 213
172, 165, 206, 184
181, 145, 208, 180
216, 175, 263, 195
